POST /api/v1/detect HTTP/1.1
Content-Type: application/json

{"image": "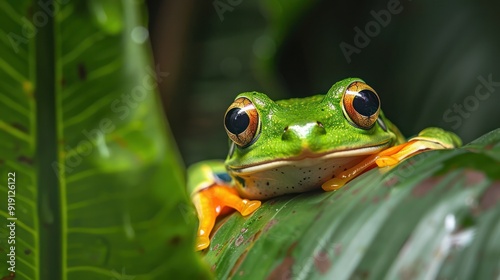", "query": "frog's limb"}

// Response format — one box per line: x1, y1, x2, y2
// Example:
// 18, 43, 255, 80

321, 144, 407, 191
188, 161, 261, 251
192, 185, 261, 250
322, 128, 461, 191
376, 127, 462, 167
